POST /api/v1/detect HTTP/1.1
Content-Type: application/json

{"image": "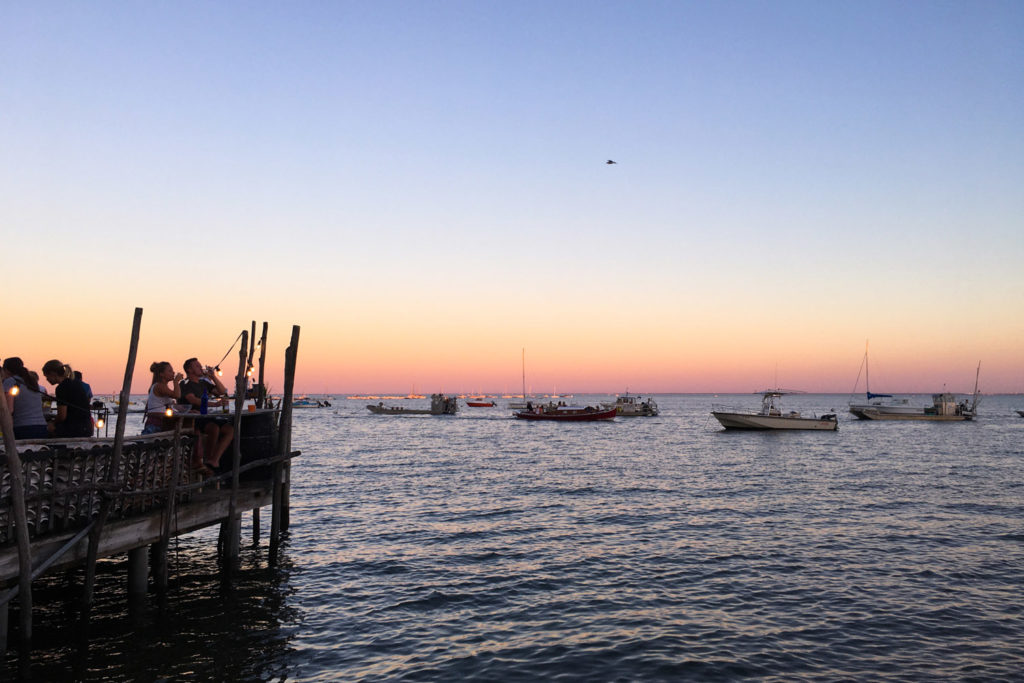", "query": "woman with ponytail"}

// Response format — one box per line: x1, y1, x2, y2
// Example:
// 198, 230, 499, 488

41, 359, 93, 438
142, 361, 183, 435
2, 357, 49, 439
